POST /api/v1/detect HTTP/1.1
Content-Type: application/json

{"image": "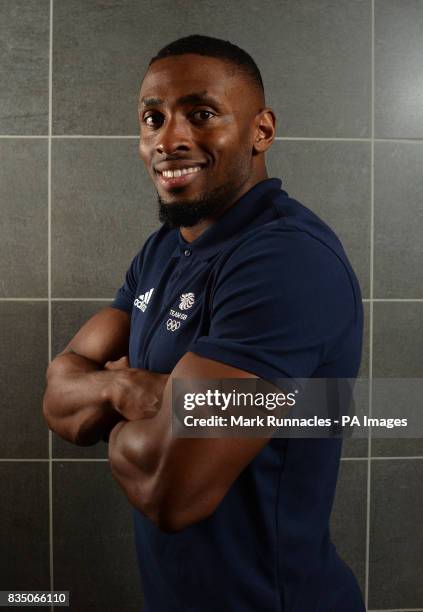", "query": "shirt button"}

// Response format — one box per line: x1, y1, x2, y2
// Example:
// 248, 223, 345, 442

184, 249, 192, 257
